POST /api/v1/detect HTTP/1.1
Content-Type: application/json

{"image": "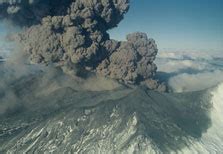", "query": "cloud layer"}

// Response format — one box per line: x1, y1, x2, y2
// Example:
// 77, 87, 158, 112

156, 51, 223, 92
